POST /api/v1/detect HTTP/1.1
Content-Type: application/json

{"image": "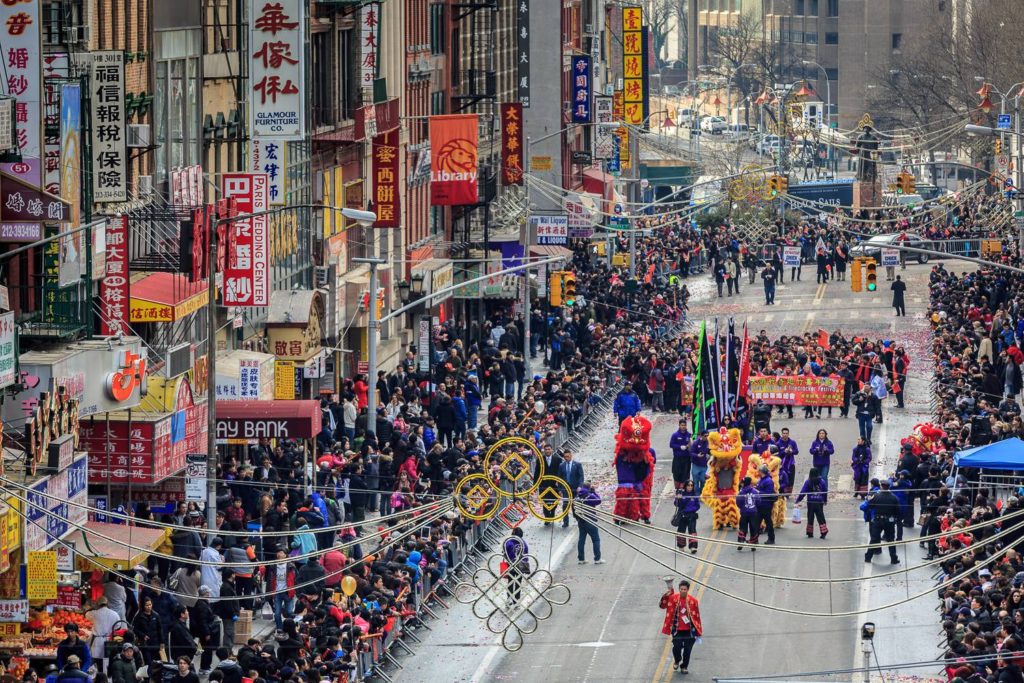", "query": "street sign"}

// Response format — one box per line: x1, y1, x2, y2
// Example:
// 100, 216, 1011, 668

1016, 211, 1024, 234
185, 453, 207, 502
998, 114, 1012, 130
